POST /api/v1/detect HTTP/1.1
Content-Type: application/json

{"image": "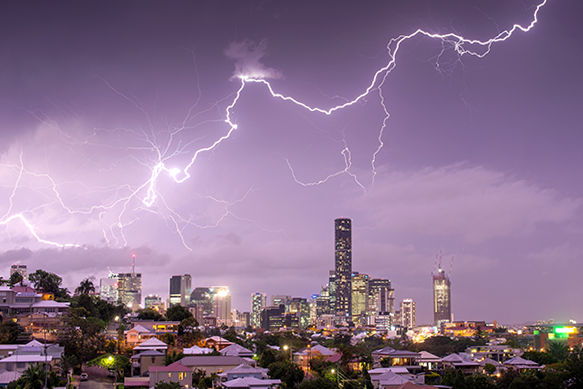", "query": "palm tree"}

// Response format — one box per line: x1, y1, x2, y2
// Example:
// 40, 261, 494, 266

75, 278, 96, 296
20, 364, 45, 389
